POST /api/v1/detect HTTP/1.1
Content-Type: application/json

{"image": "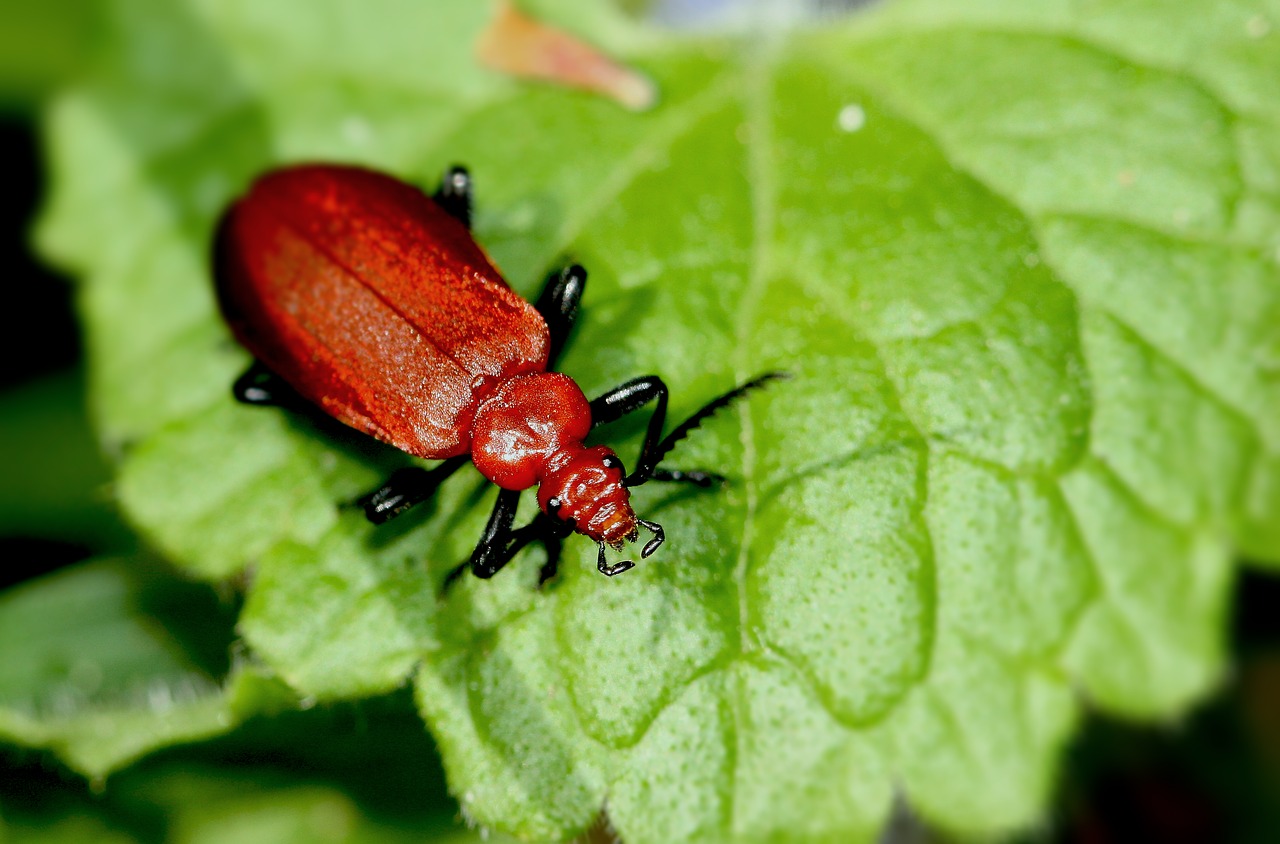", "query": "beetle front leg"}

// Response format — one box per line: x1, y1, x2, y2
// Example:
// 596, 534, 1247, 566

433, 165, 473, 229
471, 512, 570, 586
443, 487, 520, 589
442, 492, 567, 589
466, 488, 524, 579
